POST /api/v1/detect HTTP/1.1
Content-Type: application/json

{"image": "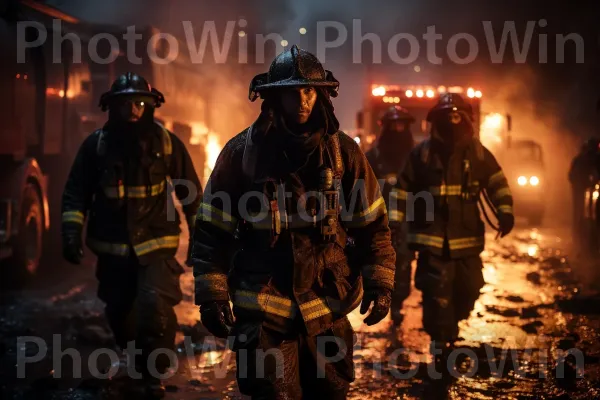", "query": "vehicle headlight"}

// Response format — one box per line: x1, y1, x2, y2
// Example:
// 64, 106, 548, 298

517, 176, 528, 186
529, 176, 539, 186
